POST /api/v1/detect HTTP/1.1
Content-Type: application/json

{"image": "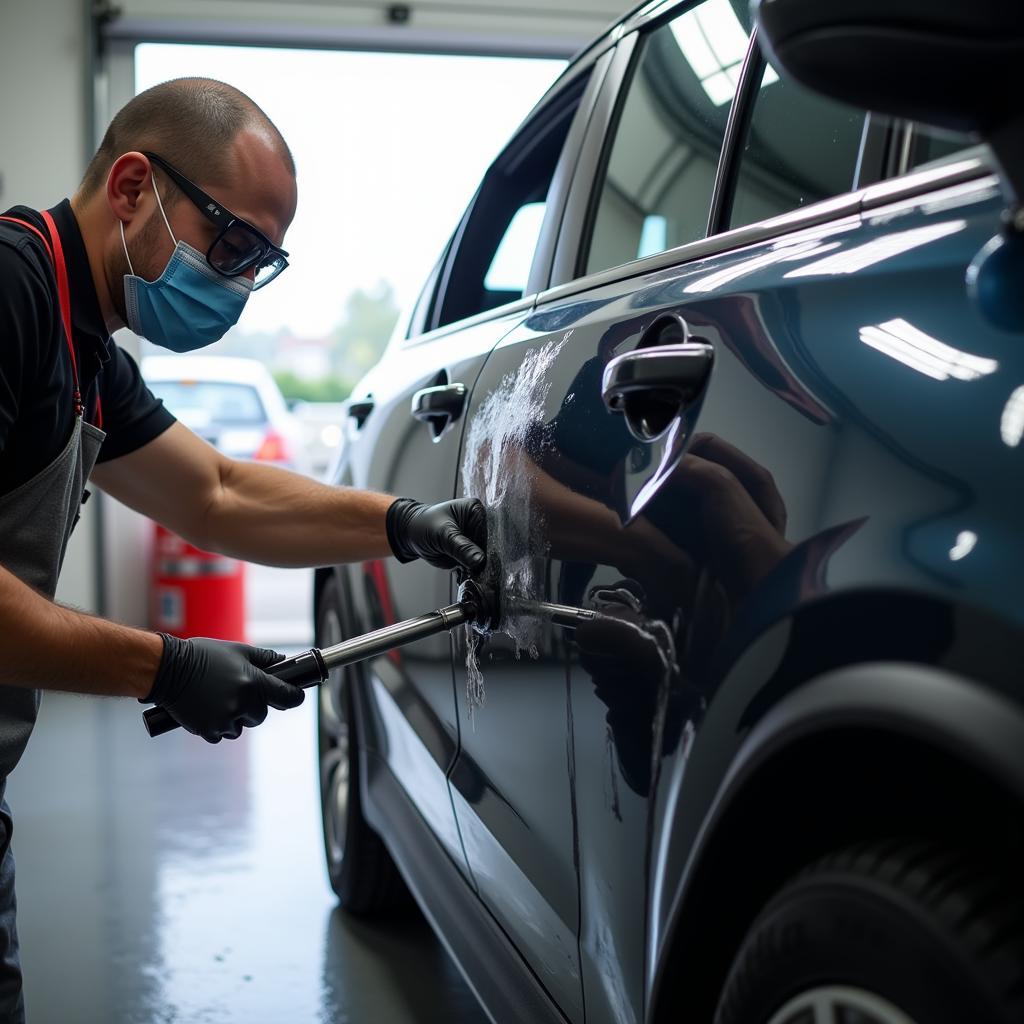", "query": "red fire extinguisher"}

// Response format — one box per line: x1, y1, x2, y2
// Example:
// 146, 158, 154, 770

150, 523, 246, 642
